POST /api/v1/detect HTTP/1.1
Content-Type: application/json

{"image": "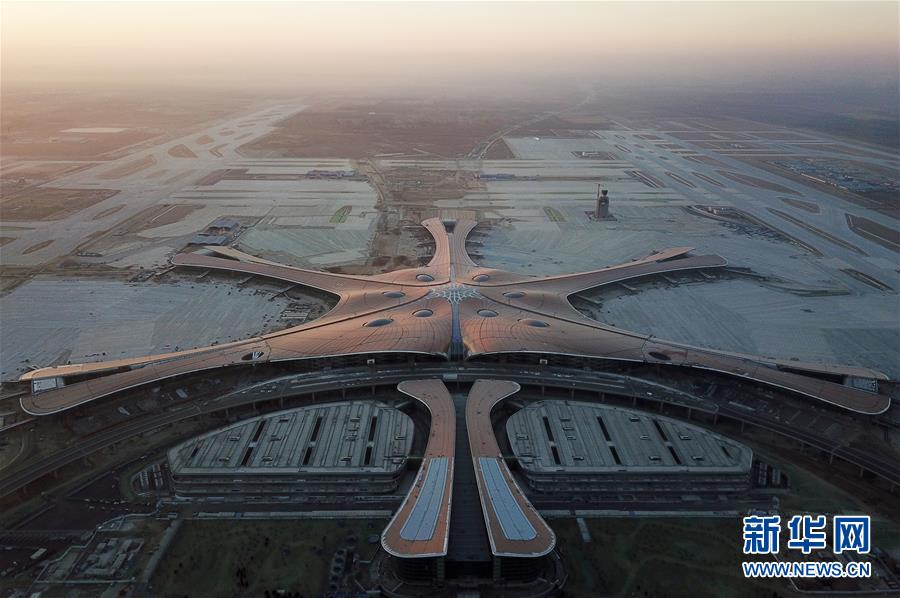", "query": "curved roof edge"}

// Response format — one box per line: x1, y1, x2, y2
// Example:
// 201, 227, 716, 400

465, 351, 891, 416
381, 379, 456, 559
466, 379, 556, 558
20, 350, 447, 417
